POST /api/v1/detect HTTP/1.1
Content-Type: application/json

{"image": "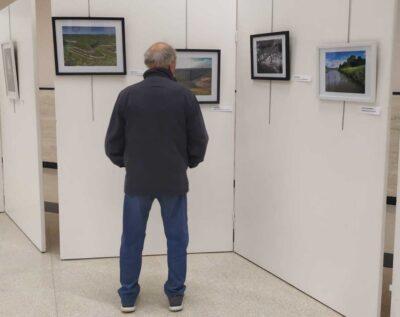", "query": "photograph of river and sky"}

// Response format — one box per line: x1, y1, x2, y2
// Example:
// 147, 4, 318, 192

62, 26, 117, 67
256, 39, 283, 74
325, 50, 366, 94
175, 57, 212, 96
